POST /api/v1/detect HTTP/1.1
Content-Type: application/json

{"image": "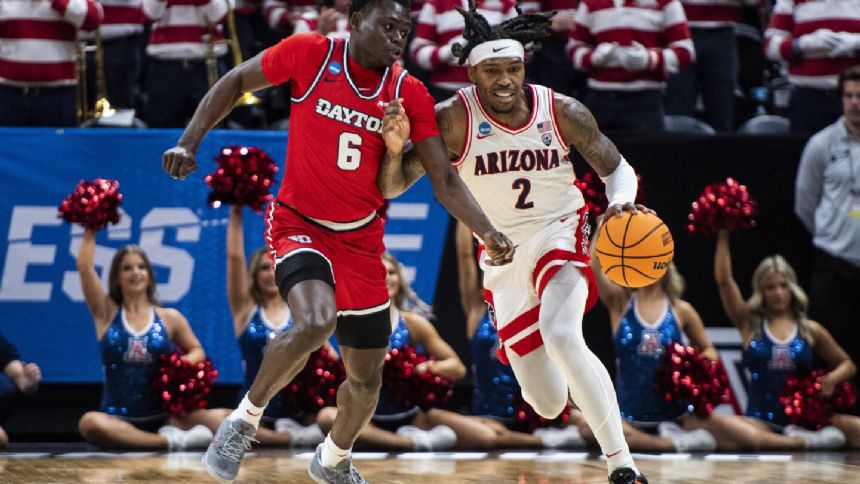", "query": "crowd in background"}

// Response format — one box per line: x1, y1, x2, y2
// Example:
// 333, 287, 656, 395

1, 0, 859, 133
